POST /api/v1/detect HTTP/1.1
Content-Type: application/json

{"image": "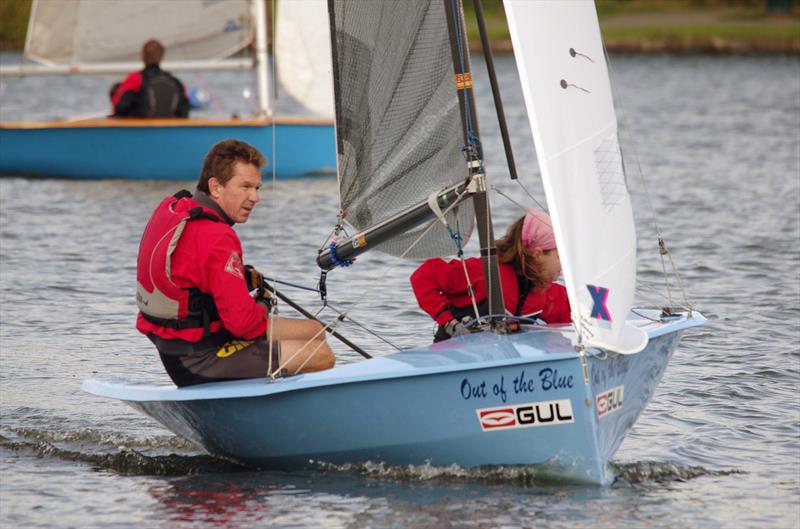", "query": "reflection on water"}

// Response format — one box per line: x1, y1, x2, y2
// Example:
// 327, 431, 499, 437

1, 54, 799, 529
